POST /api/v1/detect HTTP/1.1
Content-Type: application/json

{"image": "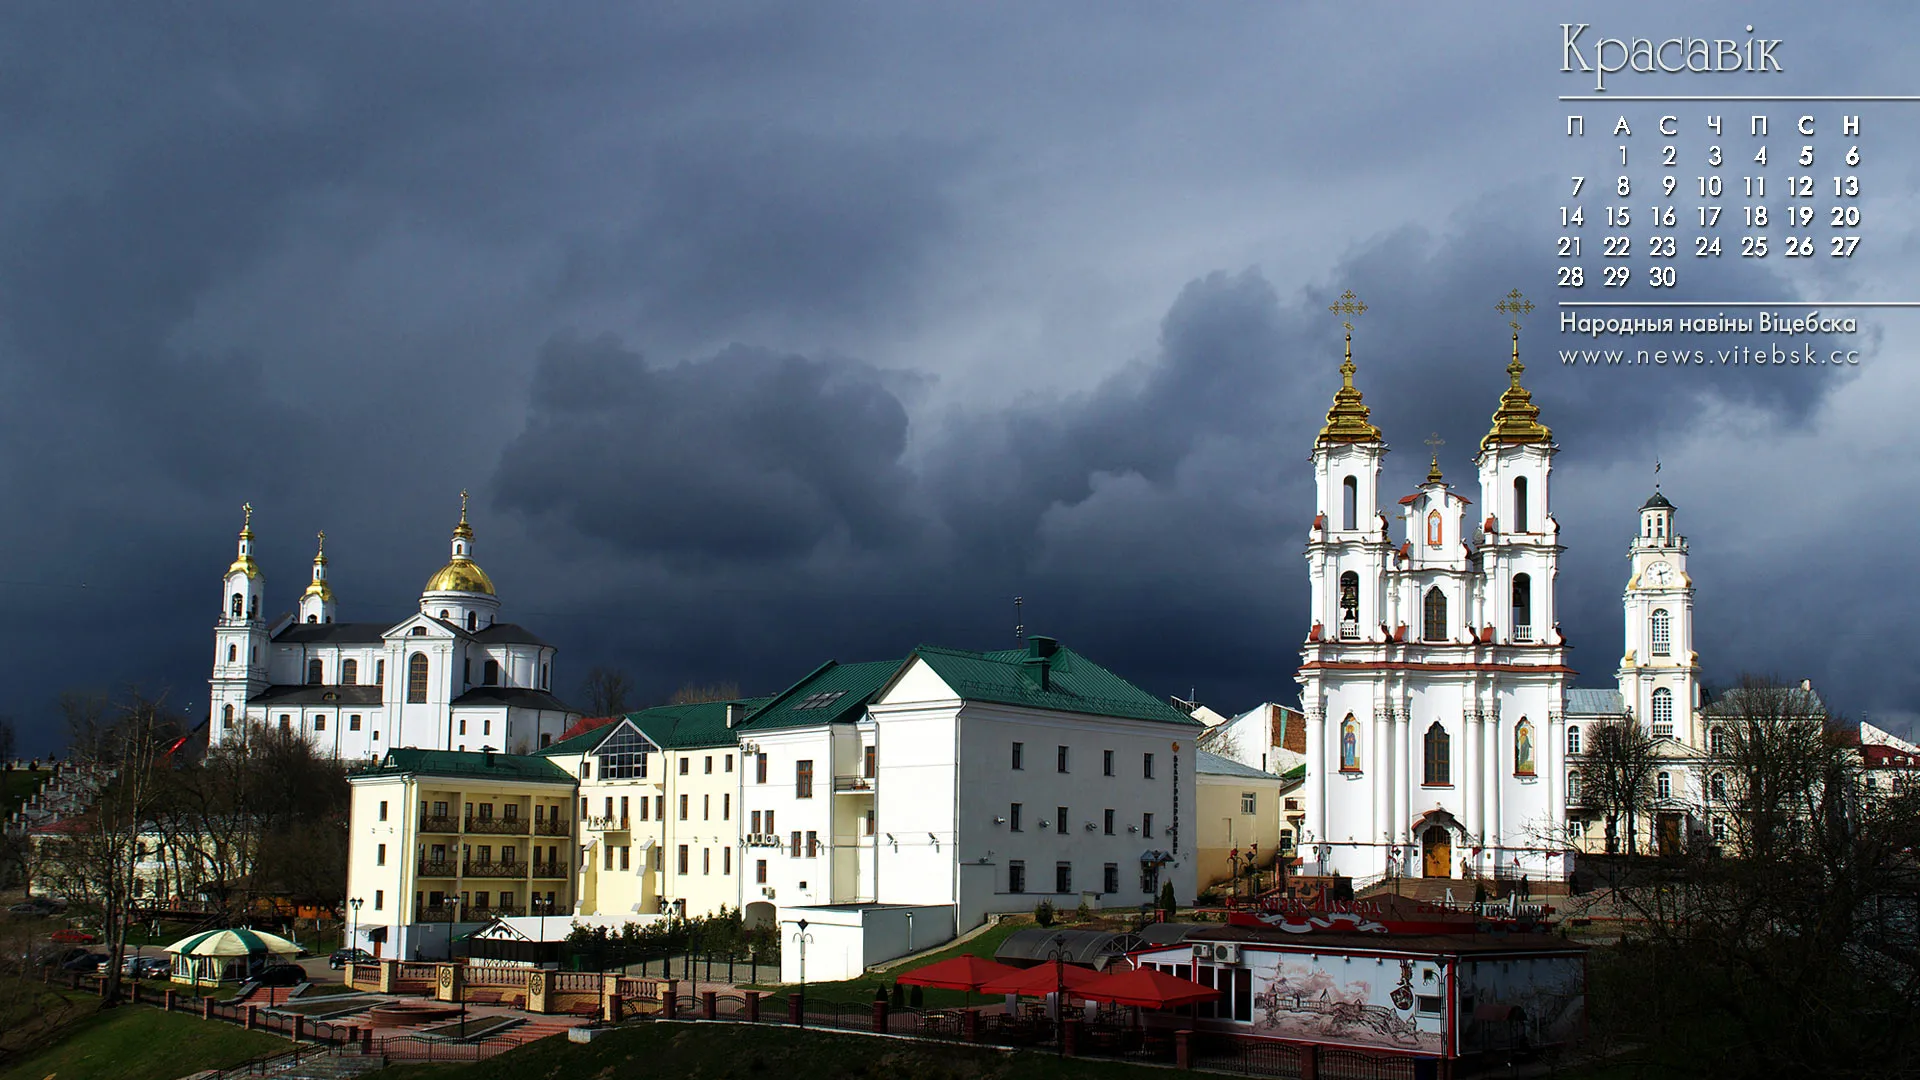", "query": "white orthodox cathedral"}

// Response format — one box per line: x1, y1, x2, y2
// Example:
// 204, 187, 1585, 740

208, 497, 579, 759
1297, 302, 1712, 884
